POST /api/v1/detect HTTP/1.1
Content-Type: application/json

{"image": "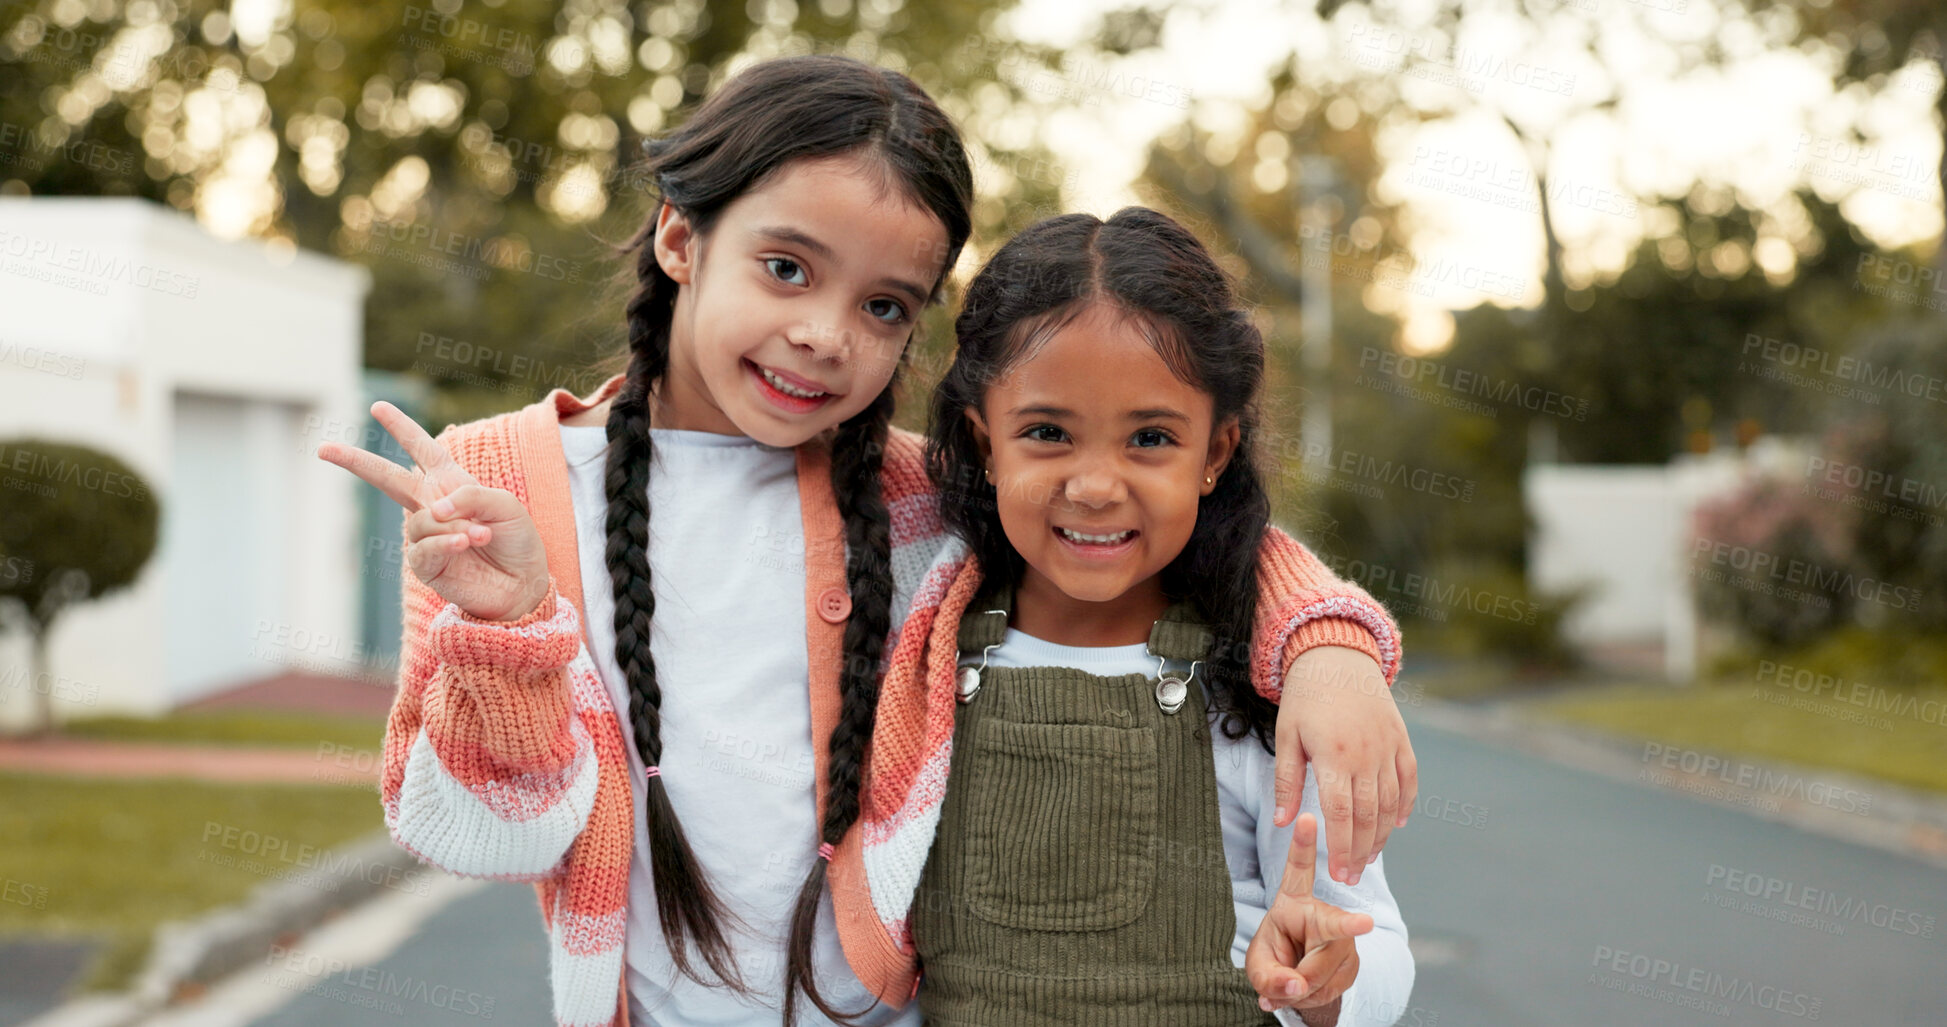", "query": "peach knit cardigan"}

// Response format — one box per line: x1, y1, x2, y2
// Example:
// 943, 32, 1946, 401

380, 373, 1402, 1027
